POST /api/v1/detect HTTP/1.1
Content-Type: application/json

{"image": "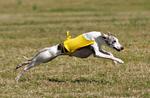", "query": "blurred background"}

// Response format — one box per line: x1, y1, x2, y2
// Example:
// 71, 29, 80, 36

0, 0, 149, 97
